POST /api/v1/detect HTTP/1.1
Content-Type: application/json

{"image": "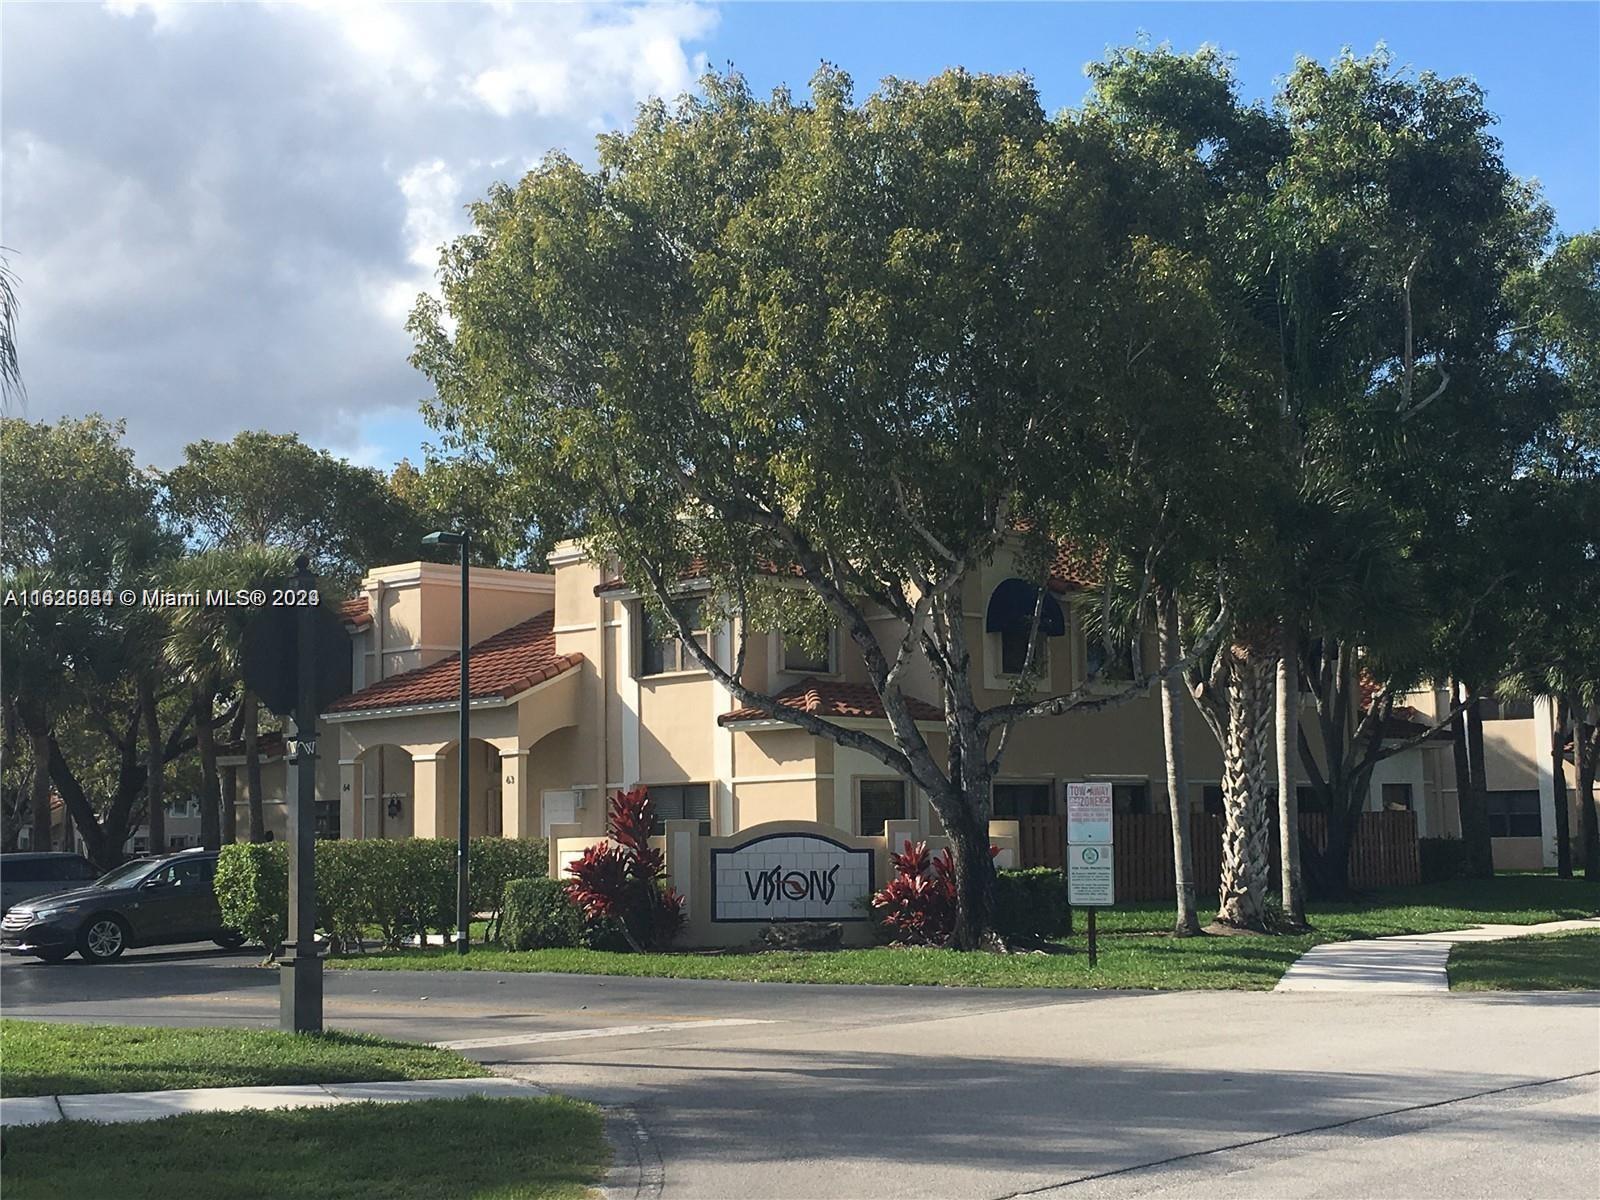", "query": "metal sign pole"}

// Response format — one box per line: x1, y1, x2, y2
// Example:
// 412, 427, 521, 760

456, 535, 470, 955
280, 555, 323, 1033
1087, 908, 1097, 968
